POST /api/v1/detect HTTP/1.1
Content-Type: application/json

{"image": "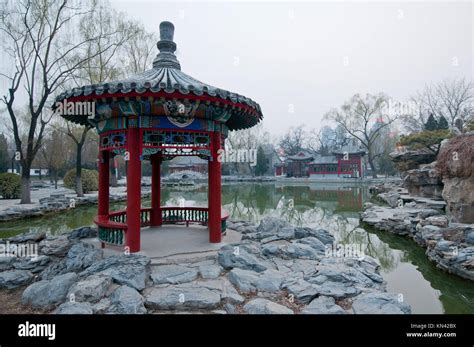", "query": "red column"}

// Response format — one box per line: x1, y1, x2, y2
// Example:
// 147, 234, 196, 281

98, 150, 109, 216
150, 153, 162, 226
126, 124, 141, 253
208, 131, 222, 243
